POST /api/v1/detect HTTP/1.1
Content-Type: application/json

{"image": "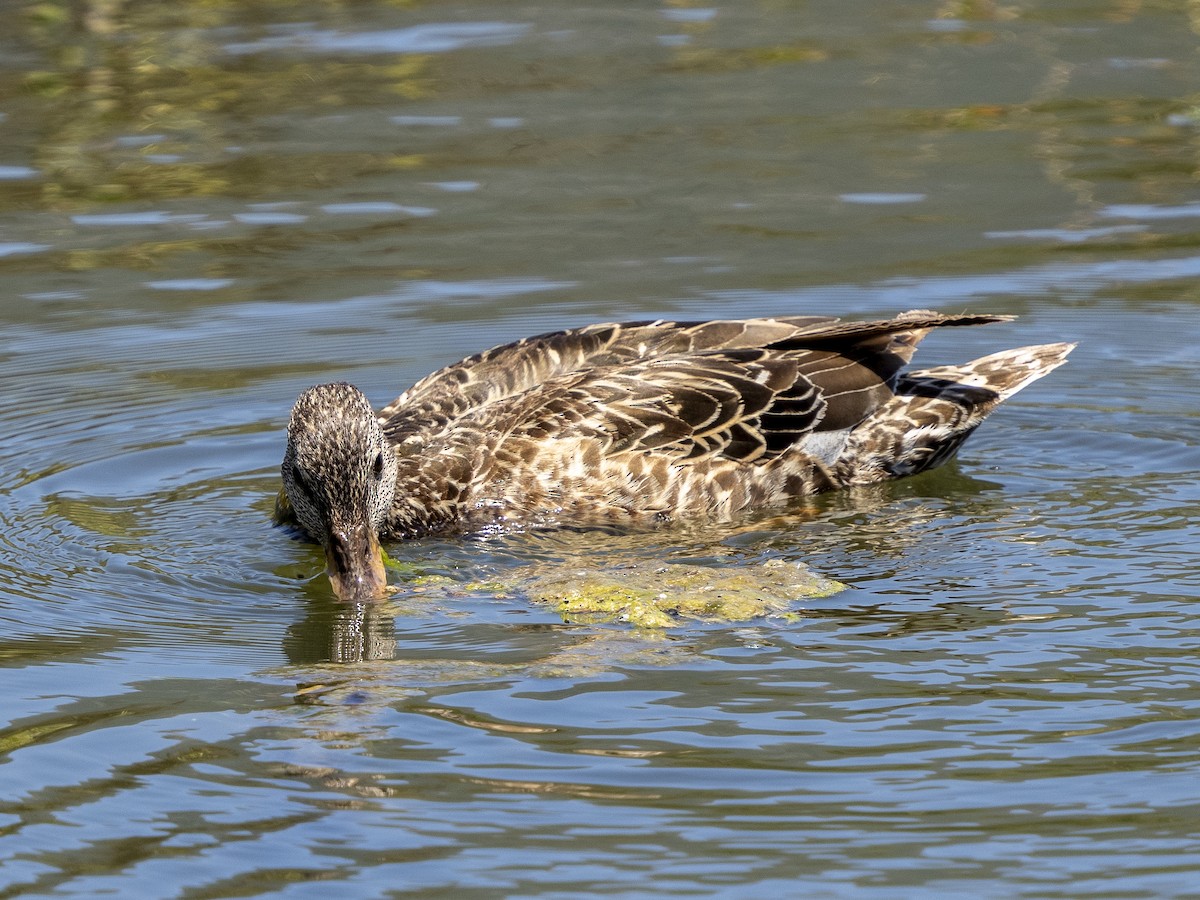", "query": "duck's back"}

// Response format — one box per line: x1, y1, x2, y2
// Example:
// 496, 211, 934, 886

377, 311, 1071, 535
